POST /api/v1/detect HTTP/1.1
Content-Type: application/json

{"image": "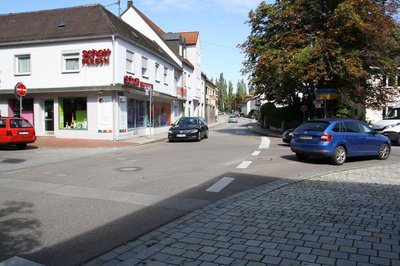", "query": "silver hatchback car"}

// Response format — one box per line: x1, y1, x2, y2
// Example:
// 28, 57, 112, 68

228, 115, 238, 123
